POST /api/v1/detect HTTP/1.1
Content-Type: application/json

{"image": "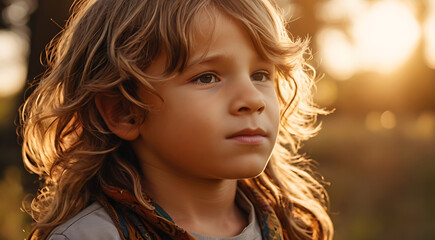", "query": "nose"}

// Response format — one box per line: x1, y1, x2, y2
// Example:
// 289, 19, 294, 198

229, 79, 266, 115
